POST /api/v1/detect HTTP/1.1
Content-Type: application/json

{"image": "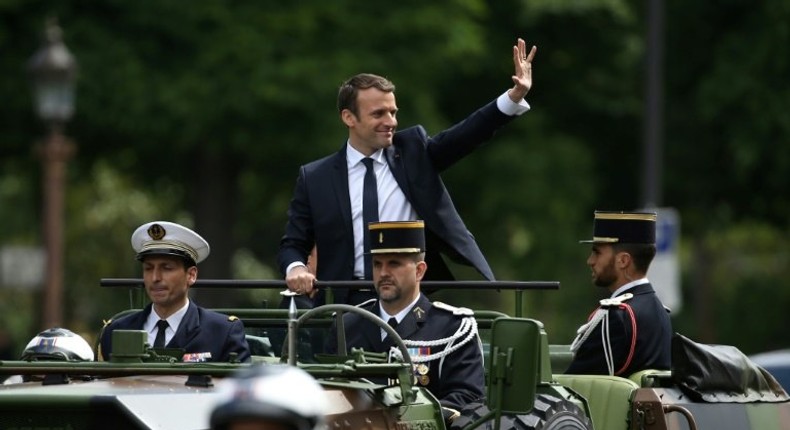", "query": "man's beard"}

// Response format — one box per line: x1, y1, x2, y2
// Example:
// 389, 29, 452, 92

376, 282, 401, 303
593, 260, 617, 288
